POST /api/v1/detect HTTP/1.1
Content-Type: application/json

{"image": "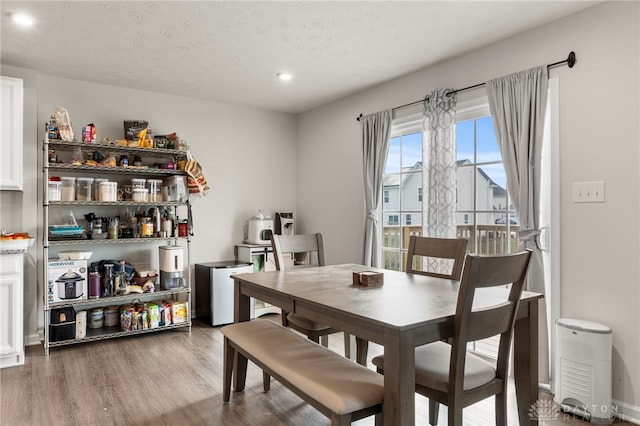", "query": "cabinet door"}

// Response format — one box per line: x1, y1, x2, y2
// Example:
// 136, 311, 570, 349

0, 76, 24, 191
0, 254, 24, 368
